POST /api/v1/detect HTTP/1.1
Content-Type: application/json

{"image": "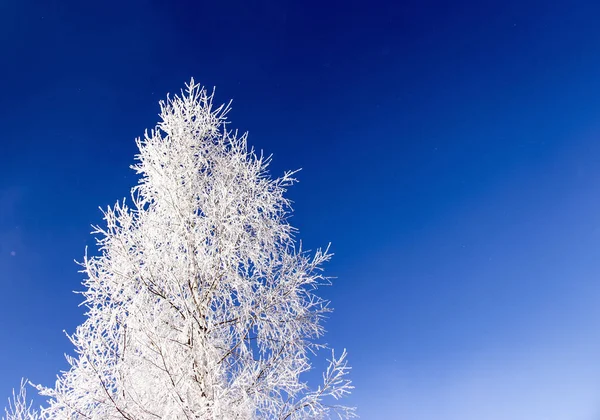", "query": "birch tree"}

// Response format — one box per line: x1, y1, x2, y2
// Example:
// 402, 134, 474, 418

4, 80, 354, 419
